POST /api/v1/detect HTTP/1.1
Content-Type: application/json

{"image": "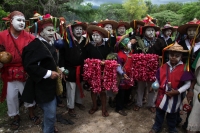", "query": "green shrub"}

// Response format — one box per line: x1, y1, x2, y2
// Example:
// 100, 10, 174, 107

0, 80, 7, 118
